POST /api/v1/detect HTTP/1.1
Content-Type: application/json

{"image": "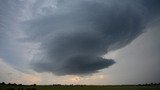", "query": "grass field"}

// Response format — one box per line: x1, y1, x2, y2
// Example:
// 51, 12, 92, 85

0, 85, 160, 90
